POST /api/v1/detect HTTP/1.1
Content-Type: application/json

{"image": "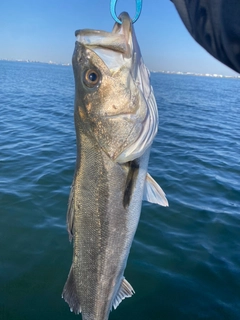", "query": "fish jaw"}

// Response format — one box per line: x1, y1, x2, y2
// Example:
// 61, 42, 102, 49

73, 12, 158, 164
